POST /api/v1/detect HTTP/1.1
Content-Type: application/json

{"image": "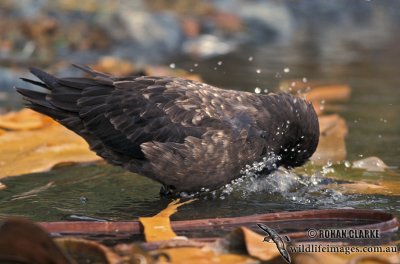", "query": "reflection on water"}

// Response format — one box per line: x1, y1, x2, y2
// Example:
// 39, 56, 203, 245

0, 161, 398, 223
